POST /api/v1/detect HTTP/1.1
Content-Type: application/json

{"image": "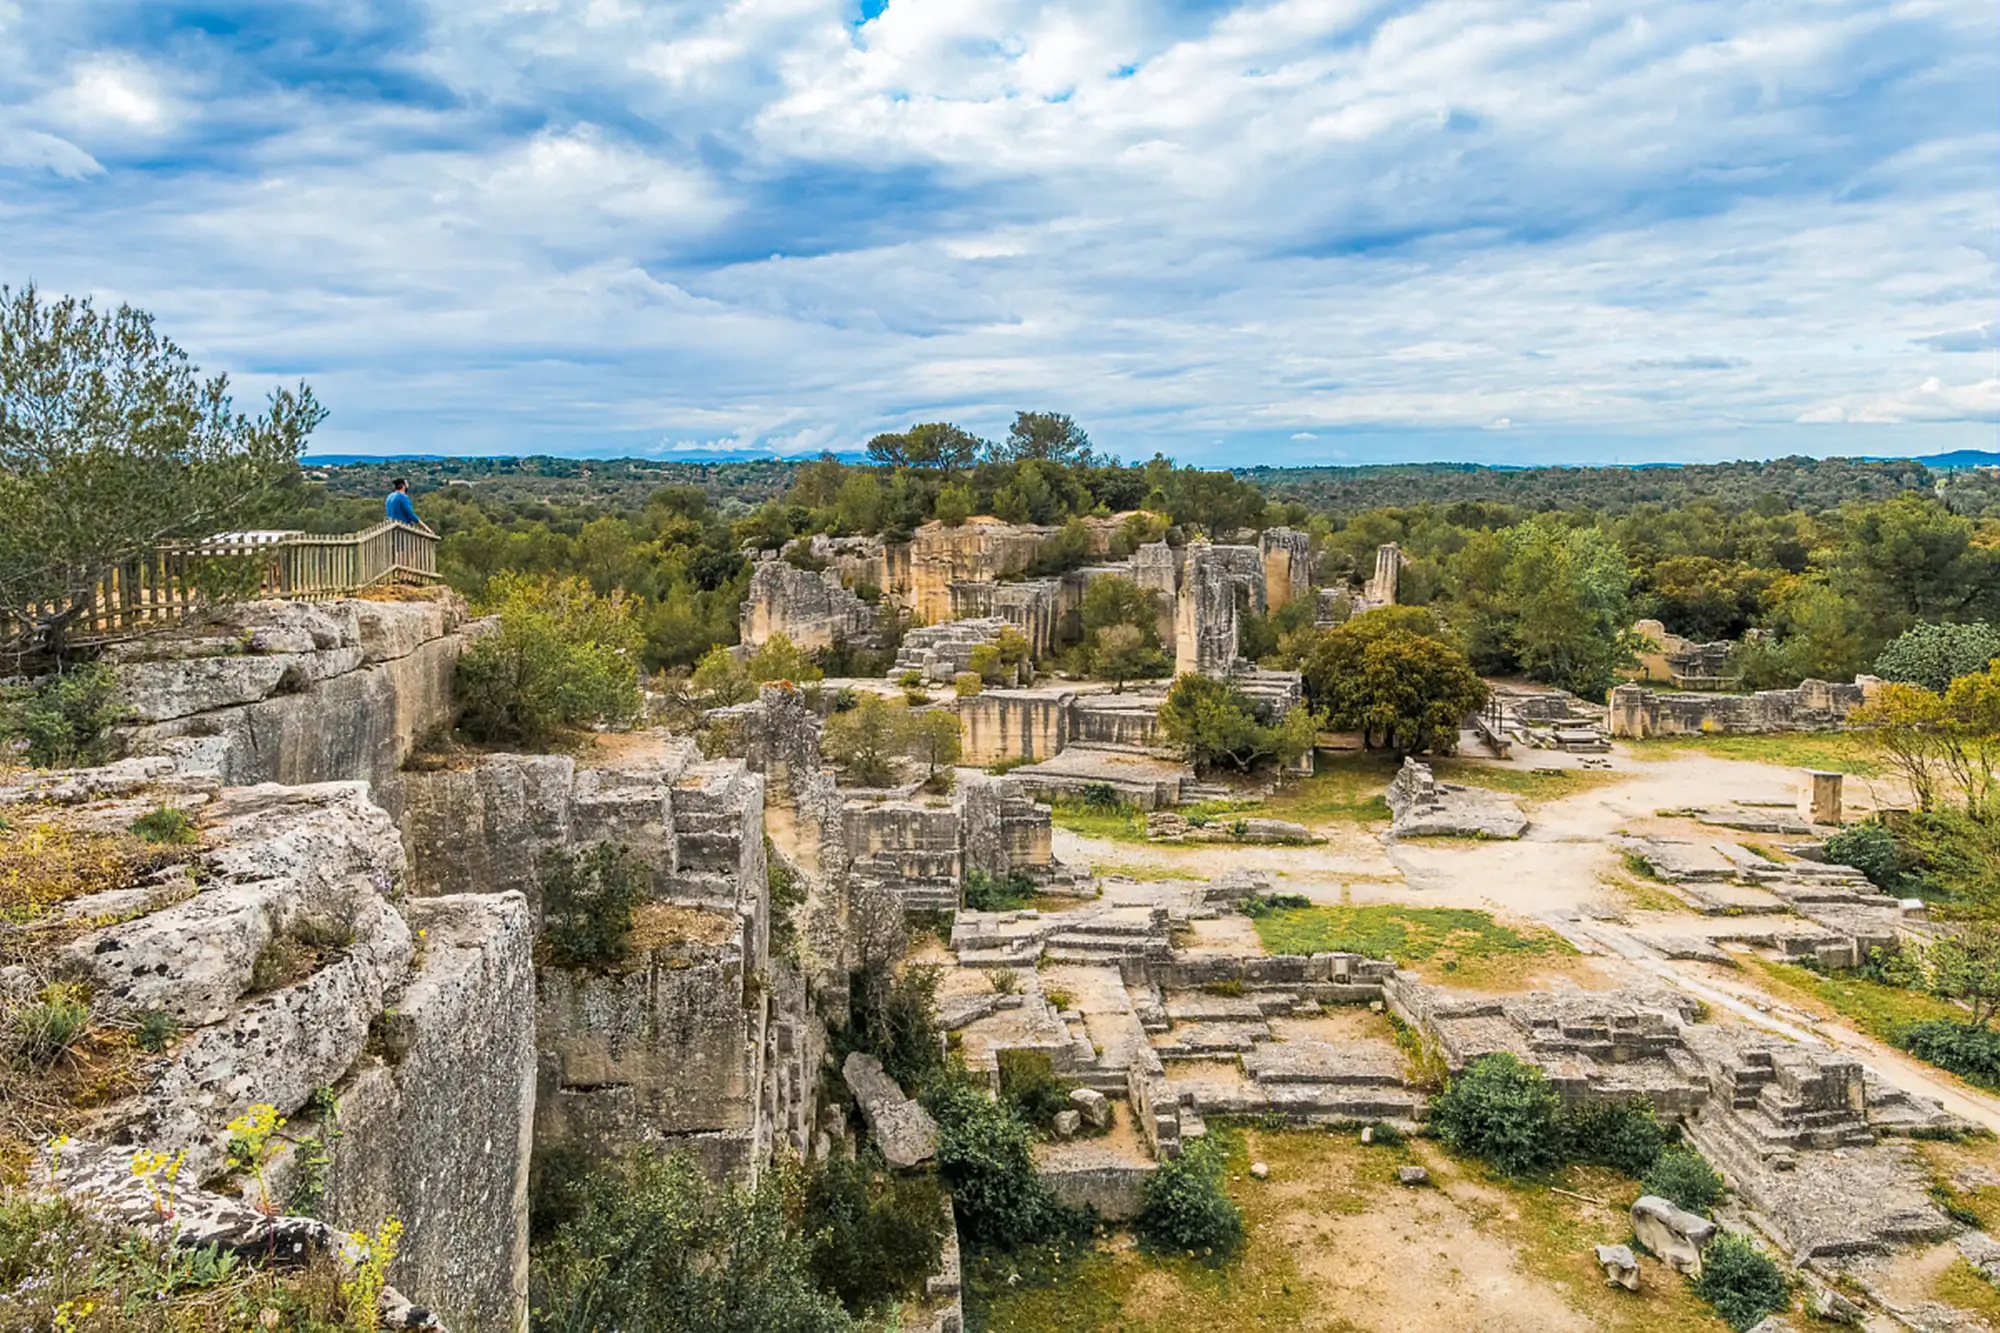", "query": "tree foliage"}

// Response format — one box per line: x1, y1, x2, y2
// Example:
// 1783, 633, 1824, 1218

539, 843, 650, 971
455, 573, 643, 747
1301, 610, 1486, 754
925, 1078, 1082, 1250
1001, 411, 1095, 466
0, 660, 124, 767
1874, 621, 2000, 695
531, 1152, 854, 1333
865, 422, 984, 472
801, 1151, 948, 1316
1158, 673, 1319, 774
1137, 1133, 1244, 1261
0, 284, 323, 659
1692, 1231, 1790, 1332
1429, 1053, 1566, 1179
